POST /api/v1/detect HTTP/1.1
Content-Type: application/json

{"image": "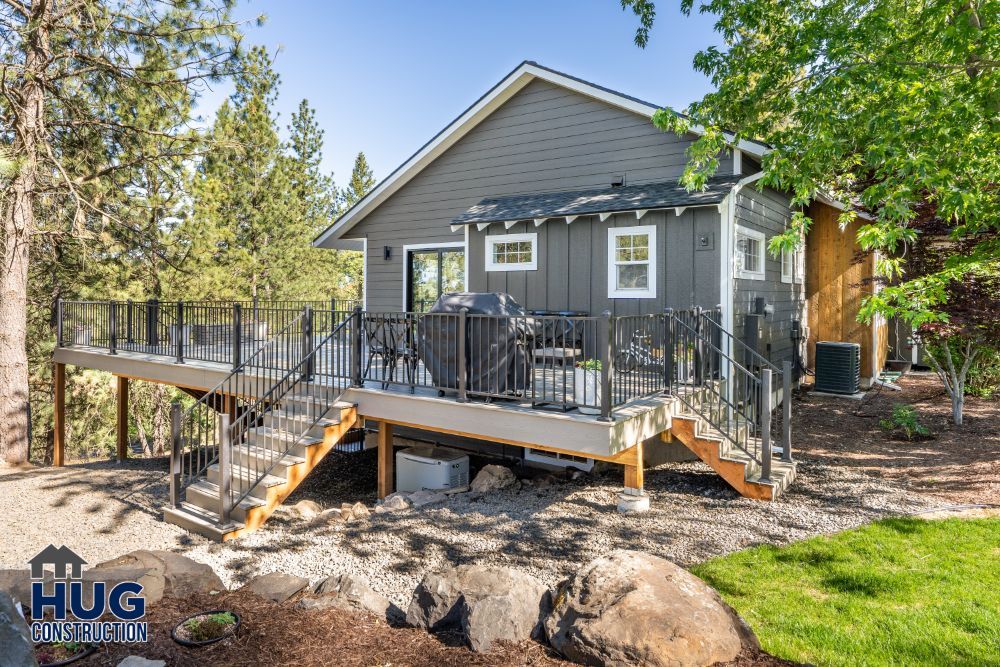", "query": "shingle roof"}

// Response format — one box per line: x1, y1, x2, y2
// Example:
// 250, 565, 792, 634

451, 174, 743, 226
